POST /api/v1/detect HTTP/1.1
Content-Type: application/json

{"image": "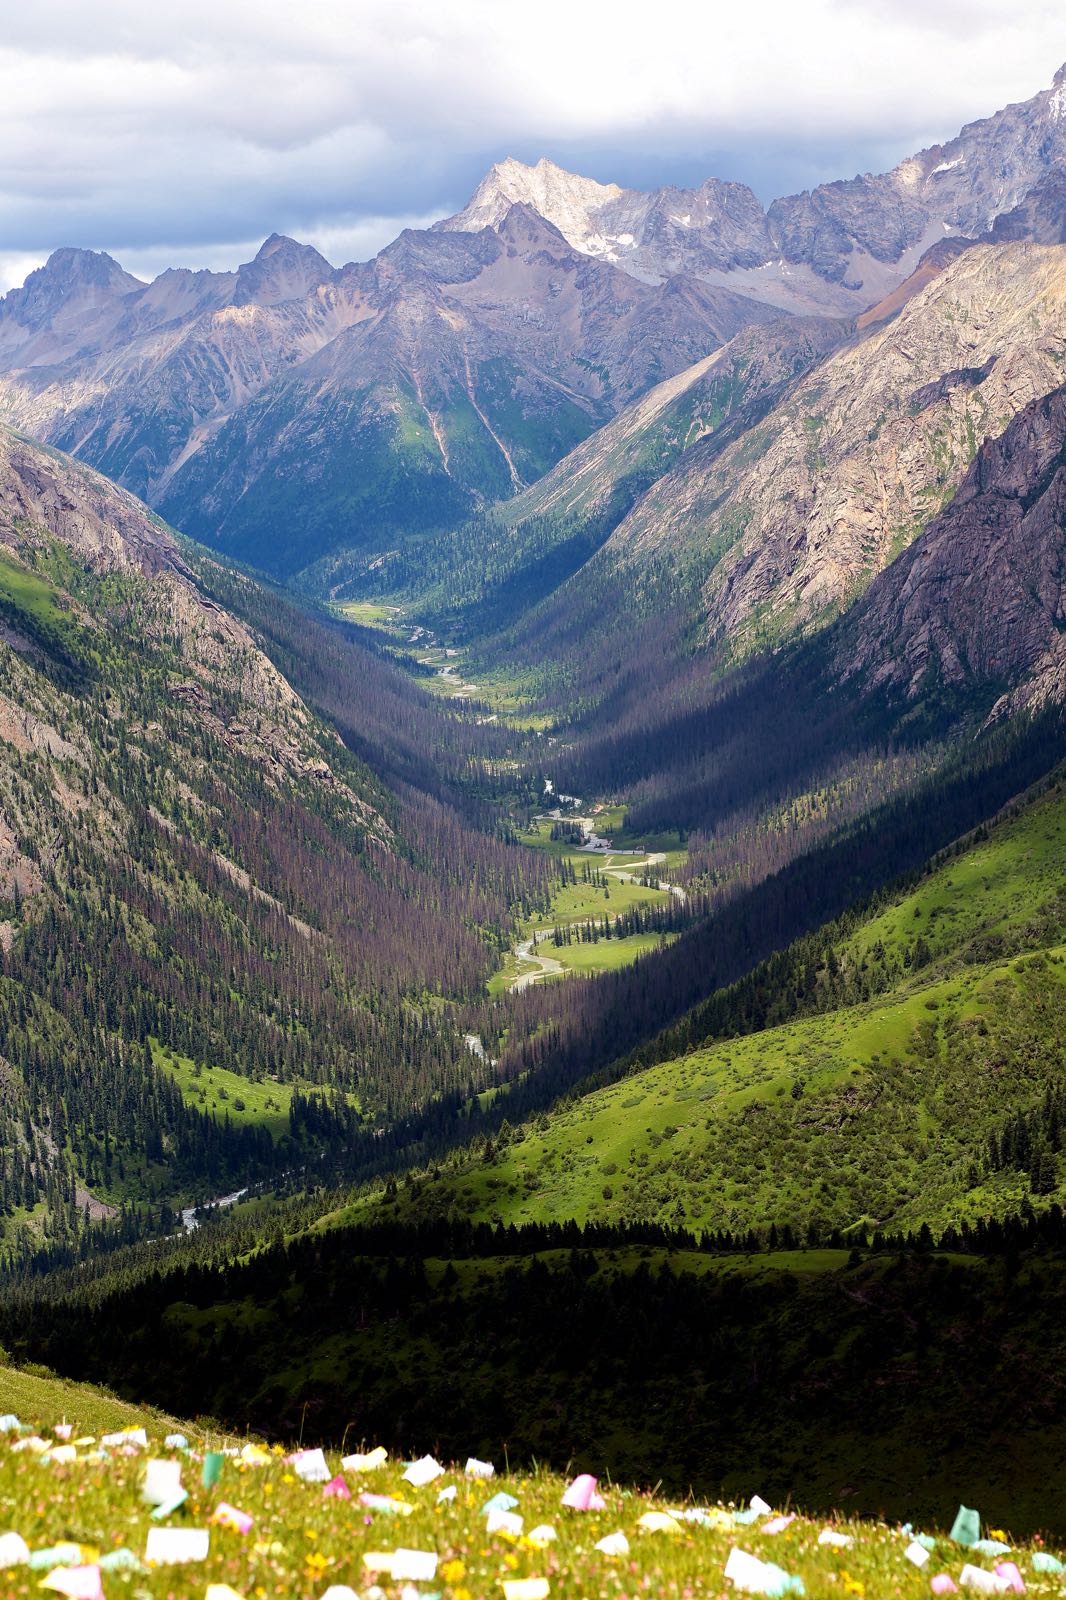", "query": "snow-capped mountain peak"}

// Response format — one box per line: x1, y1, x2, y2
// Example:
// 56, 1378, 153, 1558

439, 156, 624, 245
